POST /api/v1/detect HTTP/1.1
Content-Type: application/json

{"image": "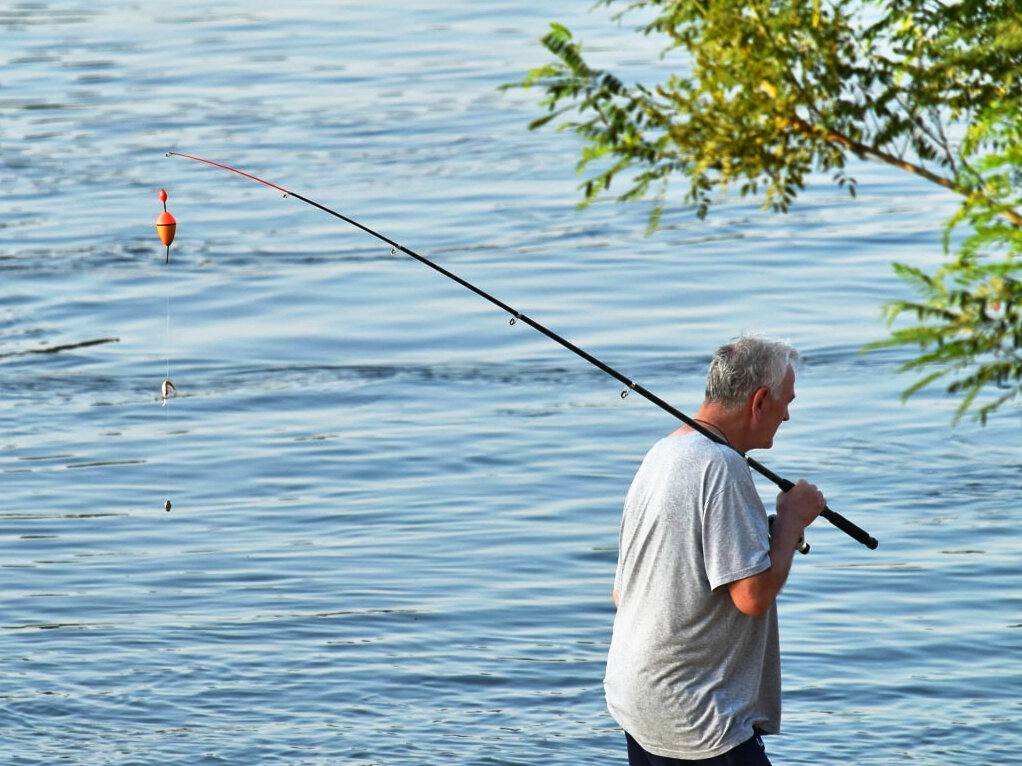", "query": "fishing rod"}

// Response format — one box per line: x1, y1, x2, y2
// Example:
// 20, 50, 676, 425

166, 151, 879, 551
